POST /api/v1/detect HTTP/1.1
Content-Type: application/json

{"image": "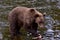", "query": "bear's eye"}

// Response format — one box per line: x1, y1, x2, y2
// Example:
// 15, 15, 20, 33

35, 15, 39, 18
43, 14, 46, 17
